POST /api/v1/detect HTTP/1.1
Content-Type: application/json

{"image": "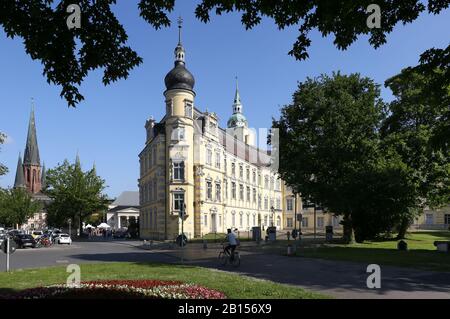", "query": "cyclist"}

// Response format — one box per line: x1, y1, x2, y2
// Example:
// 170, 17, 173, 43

224, 228, 238, 261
